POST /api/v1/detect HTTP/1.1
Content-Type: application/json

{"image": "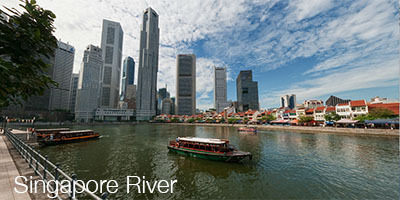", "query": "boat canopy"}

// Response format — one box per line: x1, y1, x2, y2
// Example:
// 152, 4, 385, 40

35, 128, 70, 132
335, 119, 359, 124
178, 137, 228, 144
59, 130, 94, 134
